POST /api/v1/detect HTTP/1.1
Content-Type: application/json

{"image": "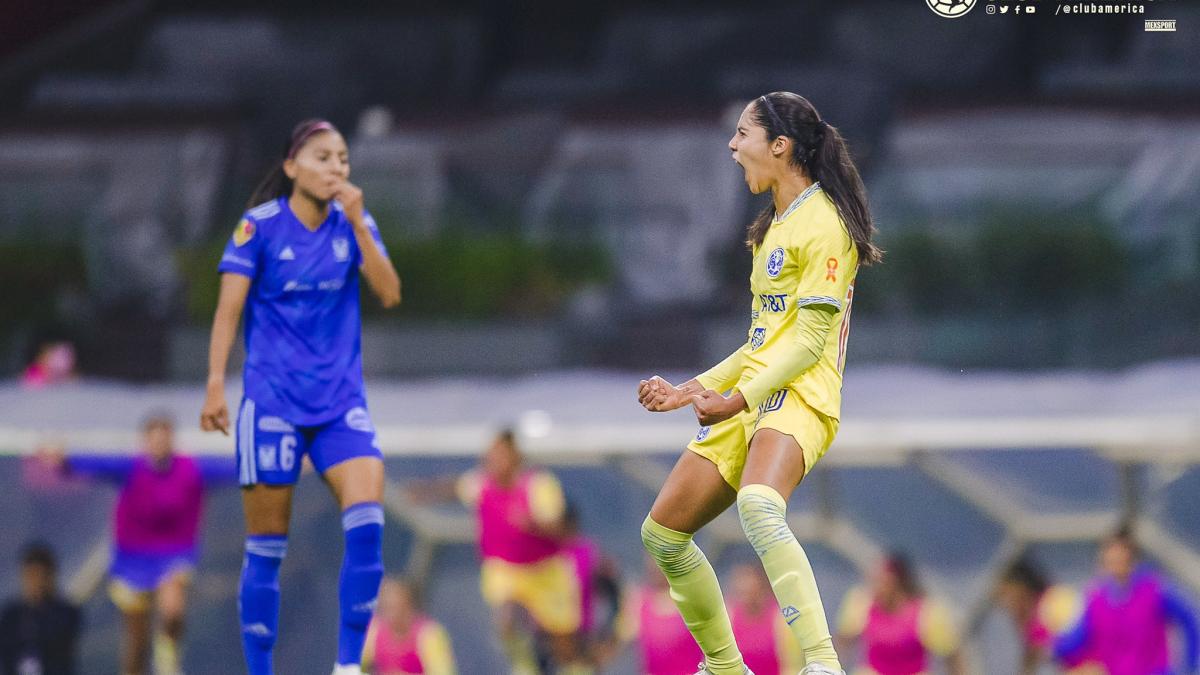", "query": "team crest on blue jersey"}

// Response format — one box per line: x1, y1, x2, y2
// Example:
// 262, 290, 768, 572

344, 407, 373, 432
332, 238, 350, 262
750, 327, 766, 350
765, 247, 785, 278
695, 426, 711, 442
